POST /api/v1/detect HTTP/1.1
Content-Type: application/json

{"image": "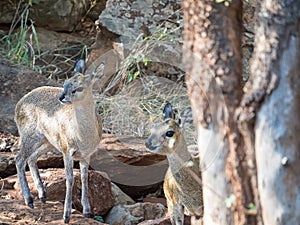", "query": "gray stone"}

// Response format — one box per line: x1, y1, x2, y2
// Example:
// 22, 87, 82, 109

0, 0, 89, 32
99, 0, 182, 40
105, 202, 166, 225
98, 0, 183, 67
111, 182, 135, 206
0, 59, 60, 135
